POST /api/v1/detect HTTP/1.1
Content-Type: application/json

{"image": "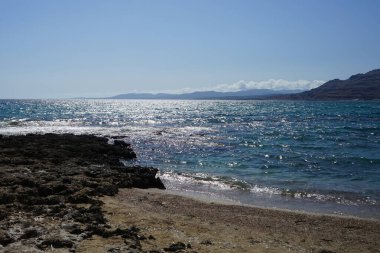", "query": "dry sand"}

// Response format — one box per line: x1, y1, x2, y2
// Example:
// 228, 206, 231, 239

77, 188, 380, 253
